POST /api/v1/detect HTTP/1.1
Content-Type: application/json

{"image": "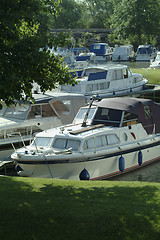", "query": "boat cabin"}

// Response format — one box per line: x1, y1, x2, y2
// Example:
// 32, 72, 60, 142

74, 97, 160, 134
61, 65, 141, 97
